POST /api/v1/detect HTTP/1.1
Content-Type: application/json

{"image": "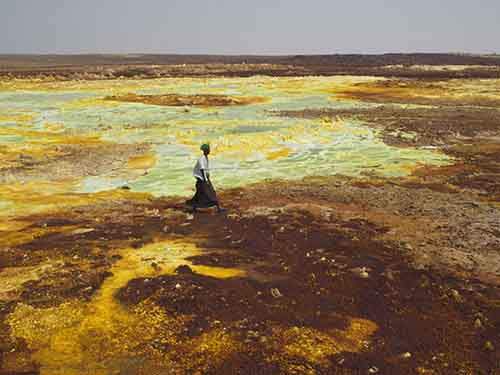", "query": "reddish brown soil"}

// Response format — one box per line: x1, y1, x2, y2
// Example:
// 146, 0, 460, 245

1, 53, 499, 79
1, 175, 499, 374
105, 93, 267, 107
273, 105, 500, 201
